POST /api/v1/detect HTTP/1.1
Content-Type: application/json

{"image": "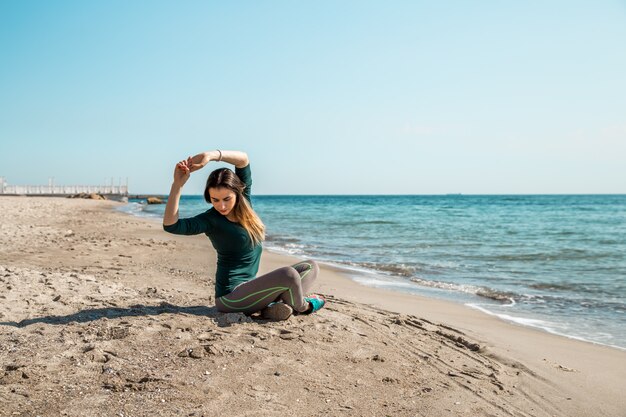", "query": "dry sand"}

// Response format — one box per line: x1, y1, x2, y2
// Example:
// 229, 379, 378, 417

0, 196, 624, 417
